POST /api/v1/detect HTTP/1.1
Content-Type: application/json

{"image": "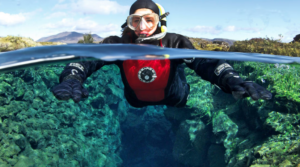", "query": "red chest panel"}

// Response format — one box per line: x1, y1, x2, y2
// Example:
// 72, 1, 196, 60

123, 59, 171, 102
